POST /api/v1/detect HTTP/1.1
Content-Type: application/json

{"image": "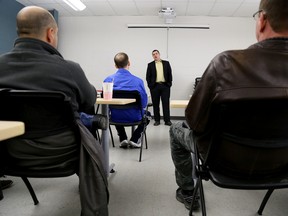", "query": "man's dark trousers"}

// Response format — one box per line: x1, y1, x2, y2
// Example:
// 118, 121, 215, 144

150, 83, 171, 123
